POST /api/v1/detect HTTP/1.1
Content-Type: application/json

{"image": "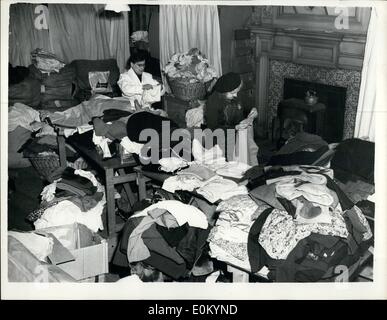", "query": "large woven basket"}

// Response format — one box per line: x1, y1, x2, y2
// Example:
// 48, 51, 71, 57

168, 77, 209, 101
28, 153, 61, 181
